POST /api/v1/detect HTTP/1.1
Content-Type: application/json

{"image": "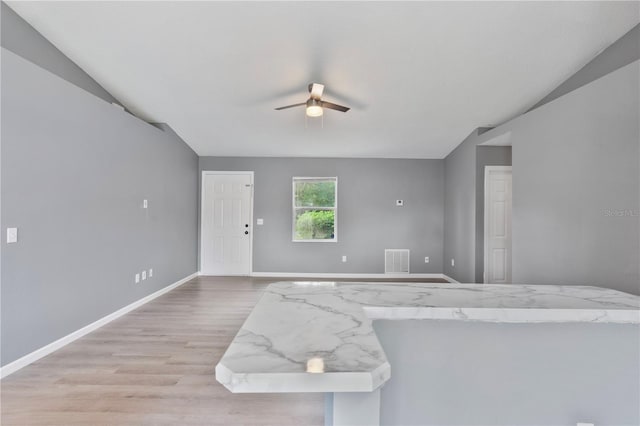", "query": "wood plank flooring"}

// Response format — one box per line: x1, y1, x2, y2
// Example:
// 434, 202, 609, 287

1, 276, 446, 425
